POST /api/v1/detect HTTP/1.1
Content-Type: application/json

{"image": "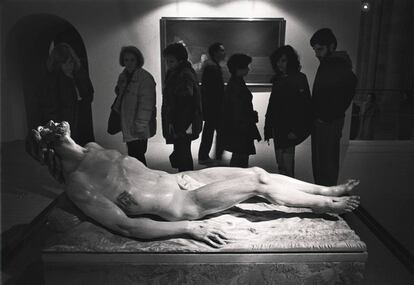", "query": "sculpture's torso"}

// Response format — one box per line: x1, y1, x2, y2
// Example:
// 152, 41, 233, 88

68, 143, 182, 219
